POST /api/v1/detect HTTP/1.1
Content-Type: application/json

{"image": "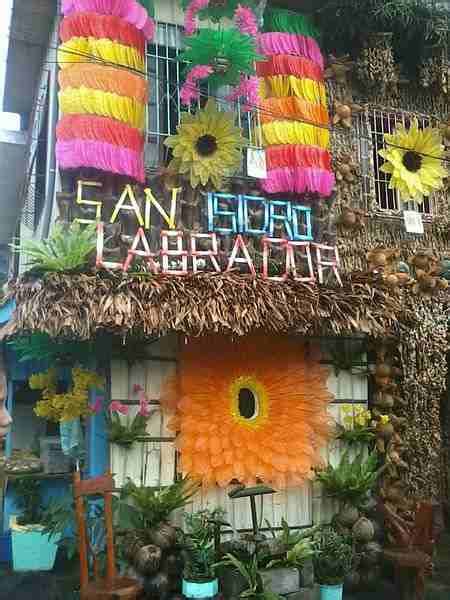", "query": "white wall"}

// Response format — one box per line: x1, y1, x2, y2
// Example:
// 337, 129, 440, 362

110, 337, 368, 531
